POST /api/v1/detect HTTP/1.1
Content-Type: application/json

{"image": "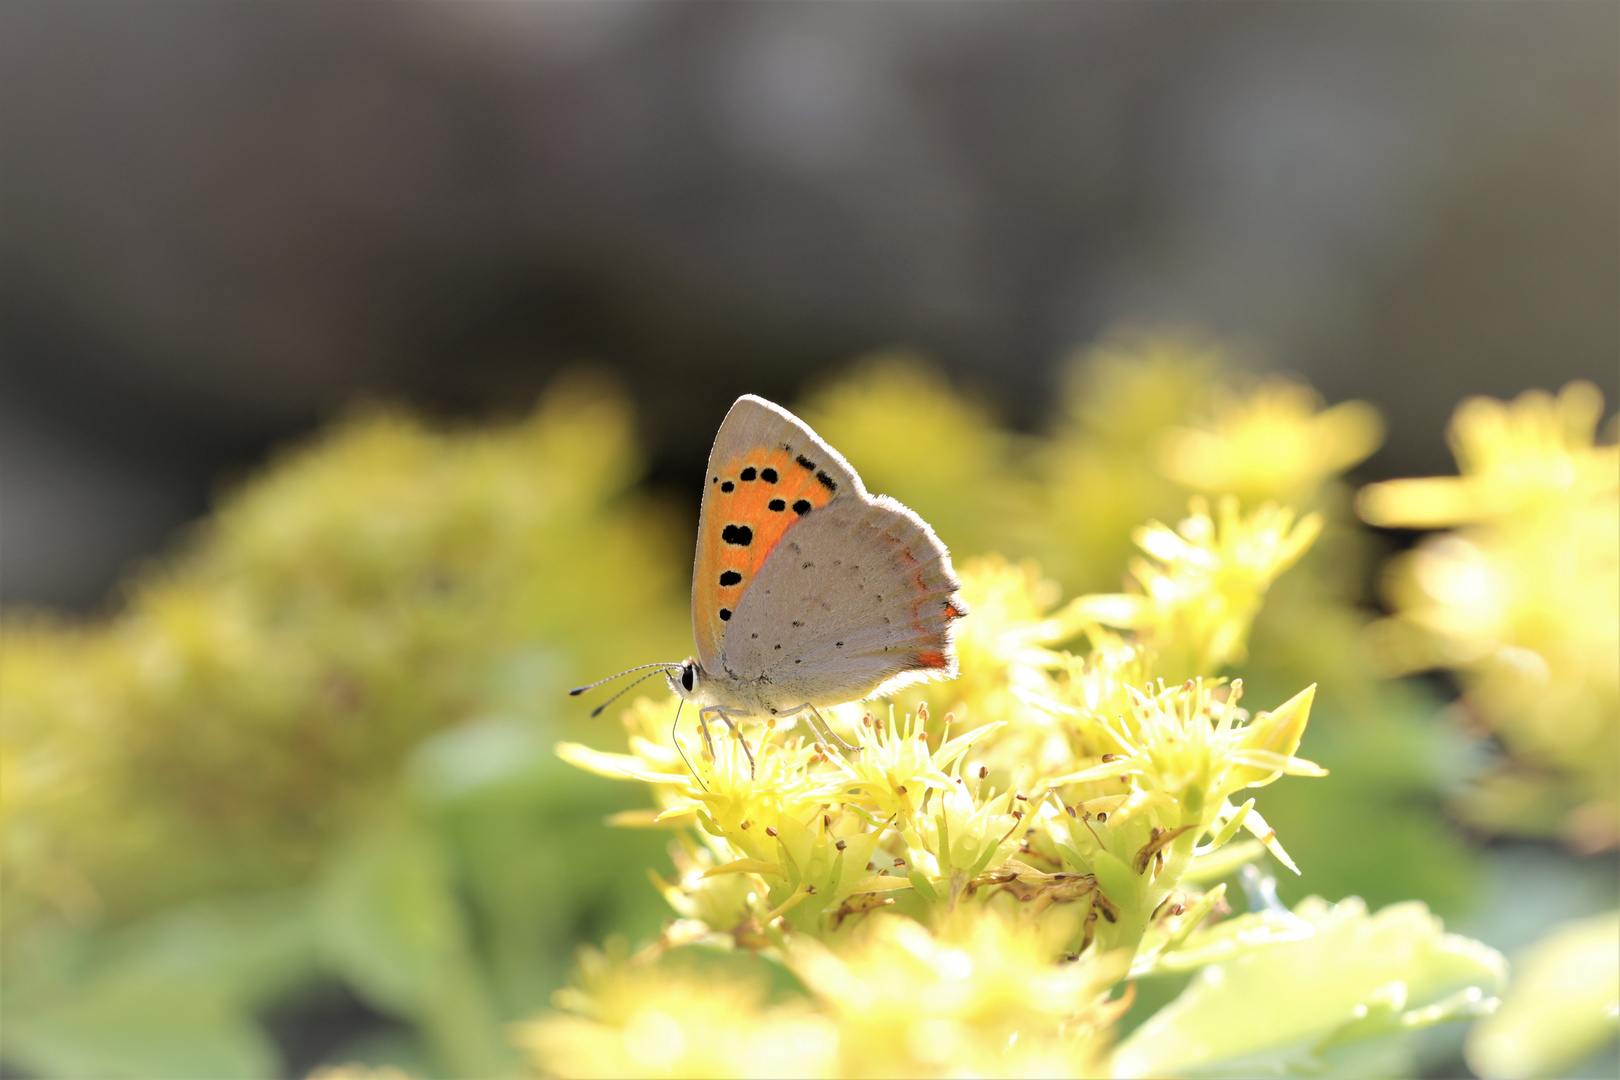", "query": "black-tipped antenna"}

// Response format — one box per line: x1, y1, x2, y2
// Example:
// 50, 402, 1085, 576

586, 668, 672, 718
569, 663, 682, 697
